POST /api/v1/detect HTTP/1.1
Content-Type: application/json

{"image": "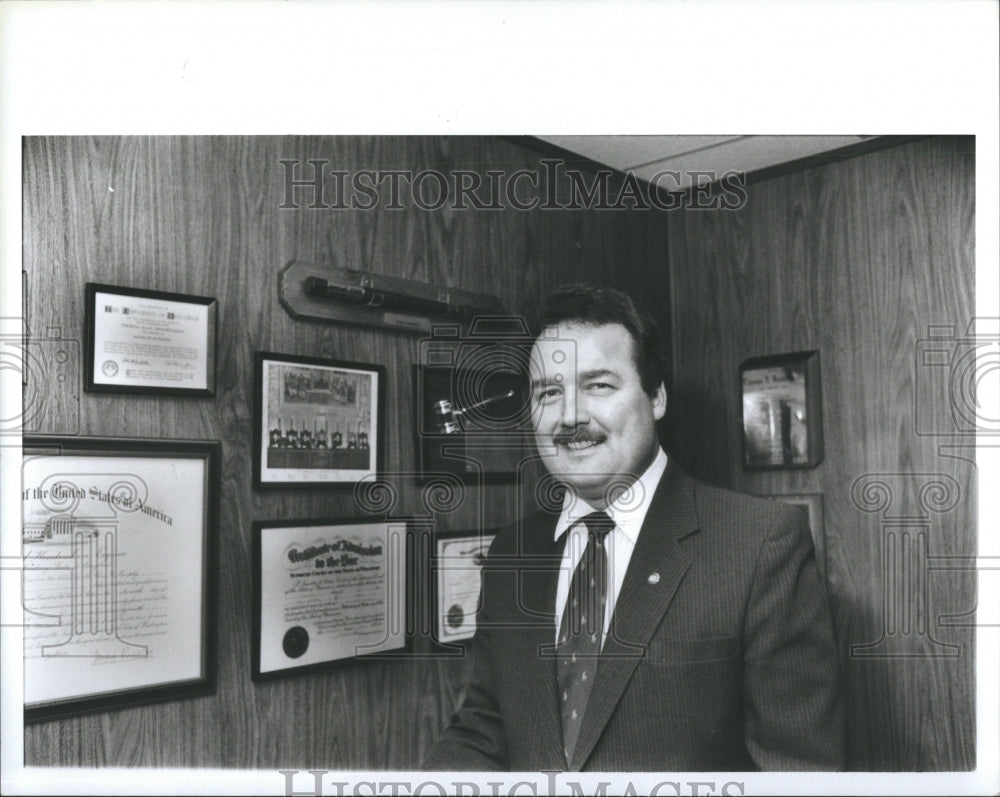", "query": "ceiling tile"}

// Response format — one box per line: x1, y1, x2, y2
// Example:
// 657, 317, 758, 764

537, 135, 745, 171
538, 134, 875, 189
